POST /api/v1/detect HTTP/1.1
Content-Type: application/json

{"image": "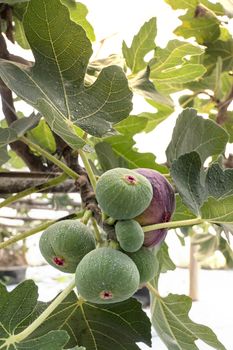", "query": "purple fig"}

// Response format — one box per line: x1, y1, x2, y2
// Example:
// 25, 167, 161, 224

134, 168, 175, 247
